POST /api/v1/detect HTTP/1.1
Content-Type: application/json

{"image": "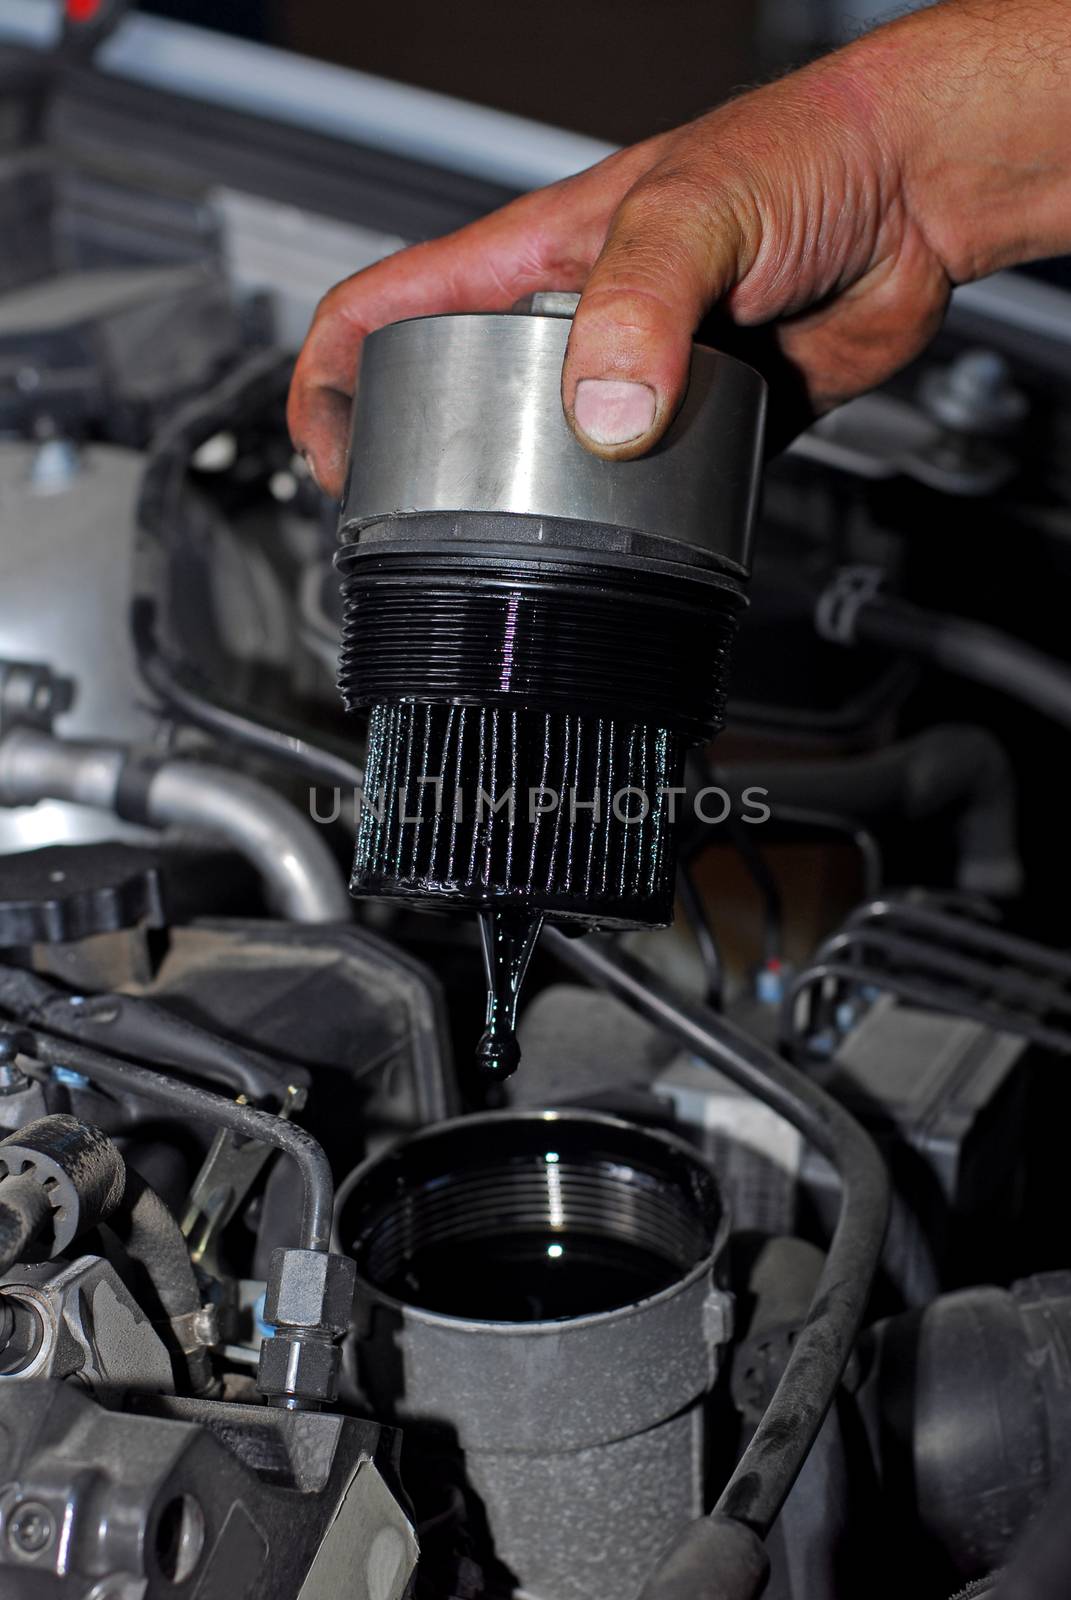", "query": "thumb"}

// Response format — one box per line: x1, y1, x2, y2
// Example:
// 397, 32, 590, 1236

562, 172, 749, 459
